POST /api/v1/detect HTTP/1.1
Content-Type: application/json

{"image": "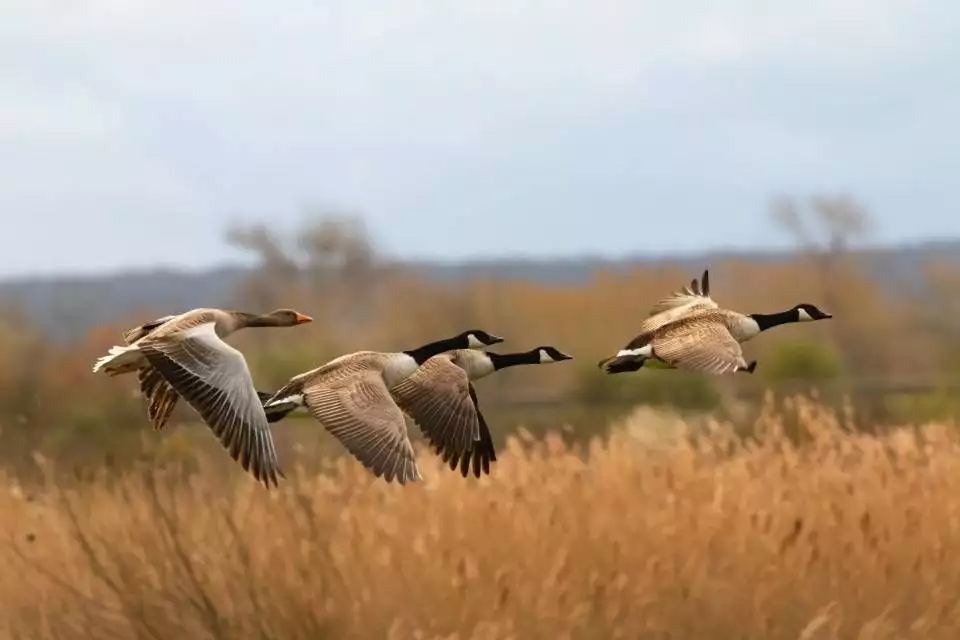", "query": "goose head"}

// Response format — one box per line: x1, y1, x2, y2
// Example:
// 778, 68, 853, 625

242, 308, 313, 328
460, 329, 505, 349
264, 308, 314, 326
534, 346, 574, 364
792, 303, 832, 322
